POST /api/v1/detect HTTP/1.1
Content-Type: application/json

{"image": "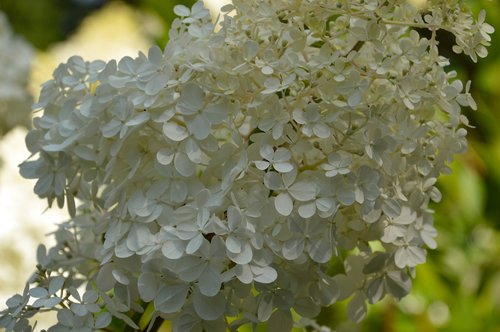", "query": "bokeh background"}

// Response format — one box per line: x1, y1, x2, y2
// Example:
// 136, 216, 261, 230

0, 0, 498, 331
